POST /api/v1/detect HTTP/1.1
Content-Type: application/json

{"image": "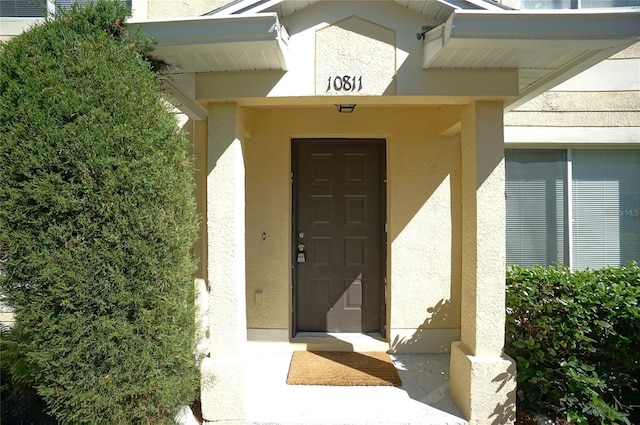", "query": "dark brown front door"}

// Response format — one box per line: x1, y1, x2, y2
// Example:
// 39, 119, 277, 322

293, 139, 385, 333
